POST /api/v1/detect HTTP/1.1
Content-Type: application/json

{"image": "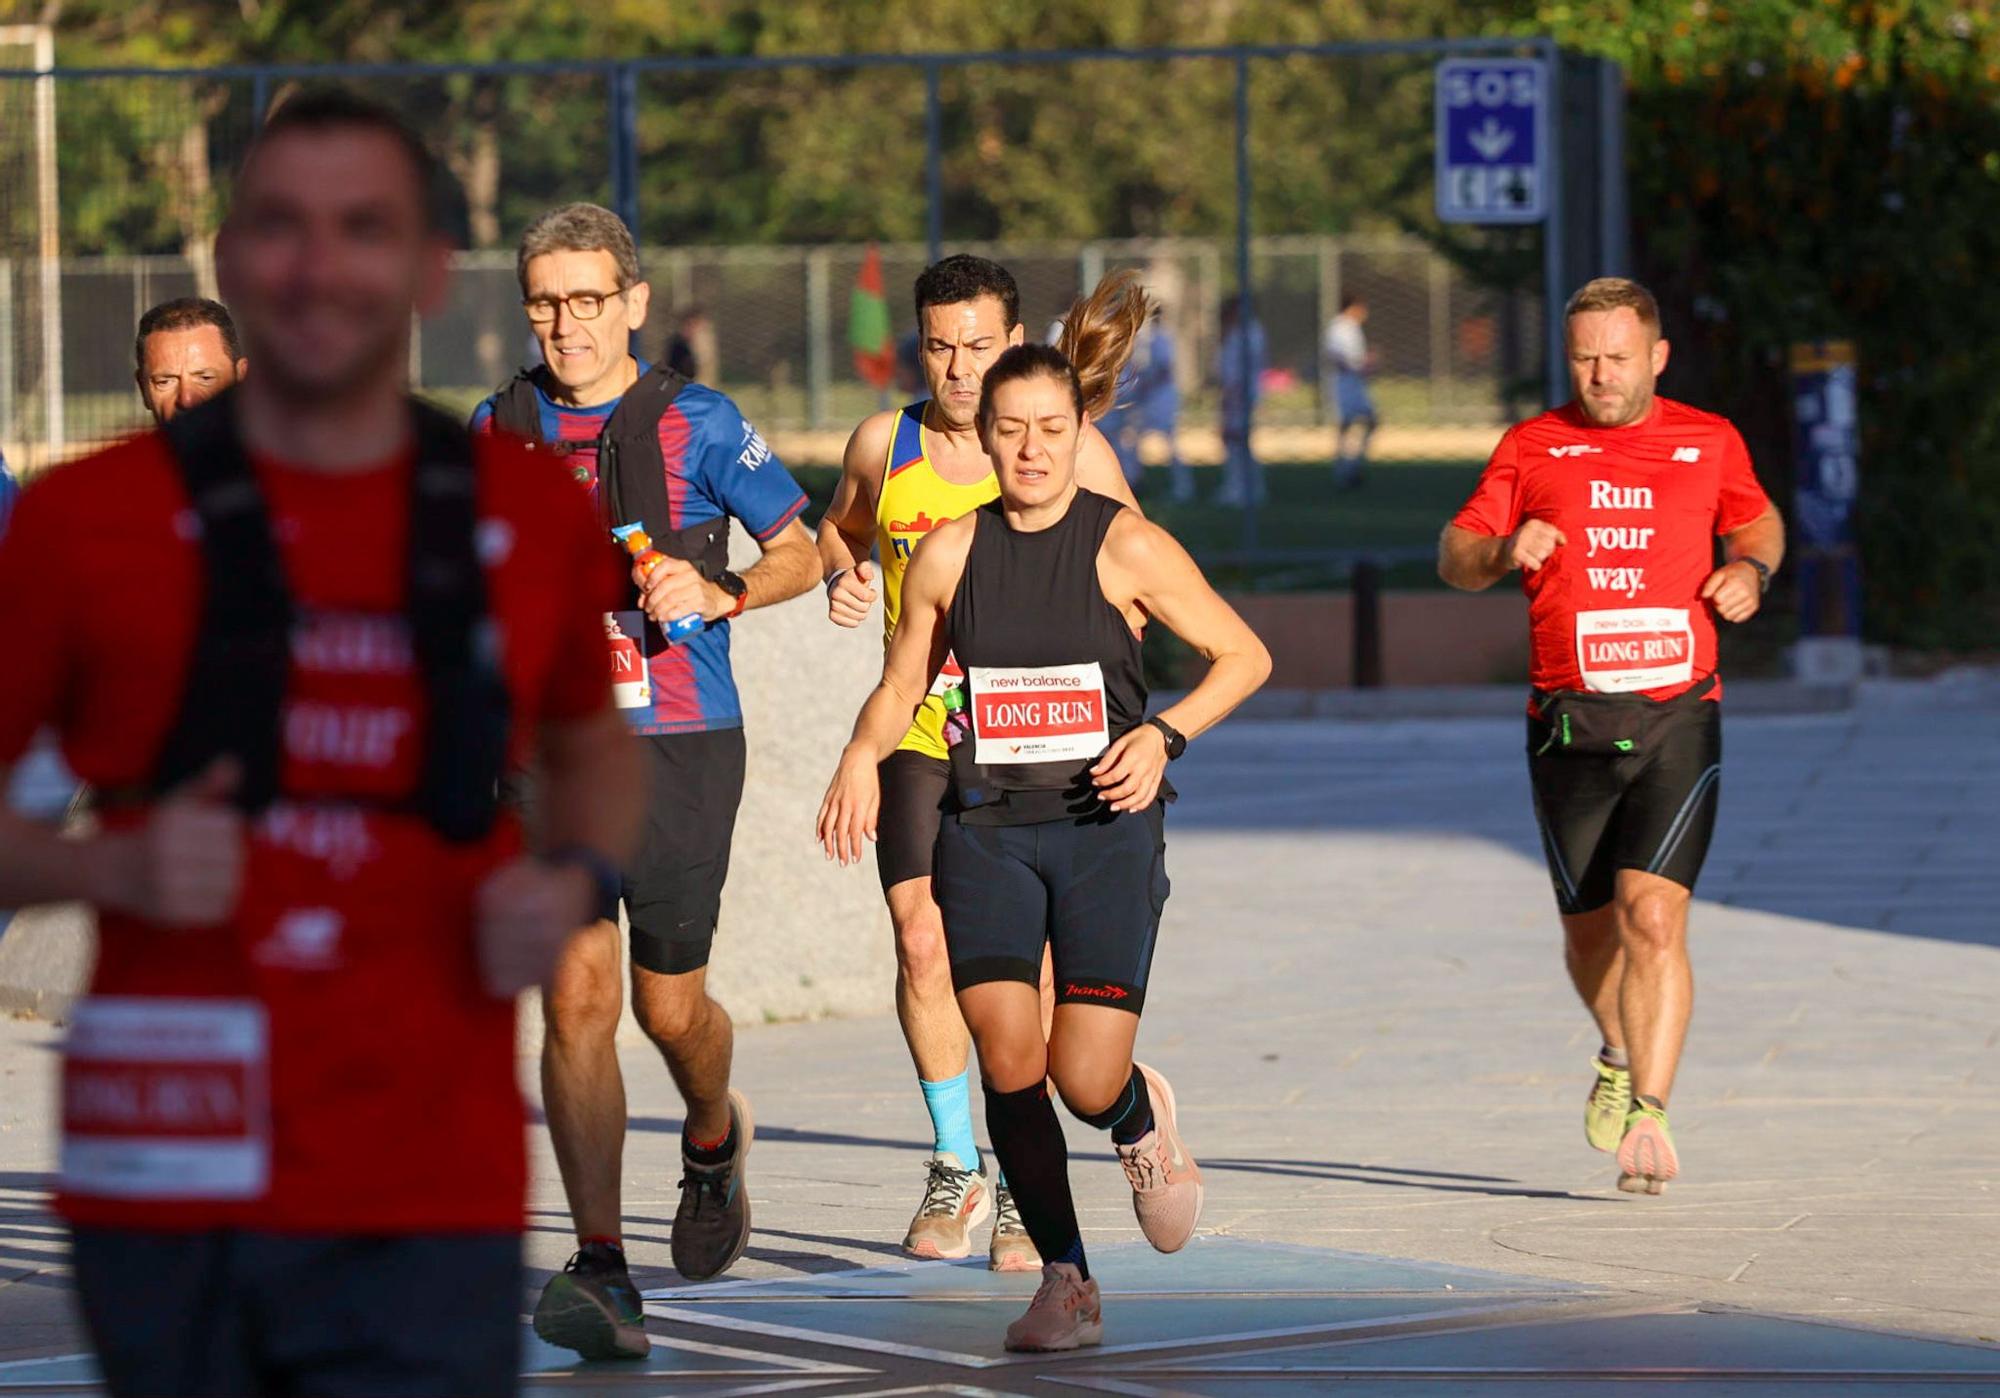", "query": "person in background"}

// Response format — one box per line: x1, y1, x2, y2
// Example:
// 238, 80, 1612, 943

1215, 297, 1266, 507
1324, 294, 1378, 489
134, 297, 248, 426
1129, 307, 1186, 502
663, 306, 717, 384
